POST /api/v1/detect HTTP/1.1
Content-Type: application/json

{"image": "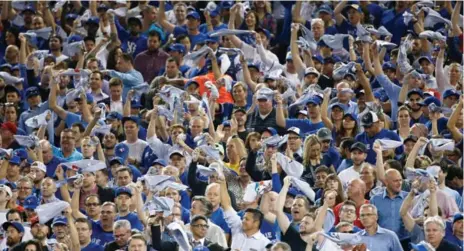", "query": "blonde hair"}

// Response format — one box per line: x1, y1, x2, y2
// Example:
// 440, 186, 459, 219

303, 135, 321, 166
227, 137, 247, 160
